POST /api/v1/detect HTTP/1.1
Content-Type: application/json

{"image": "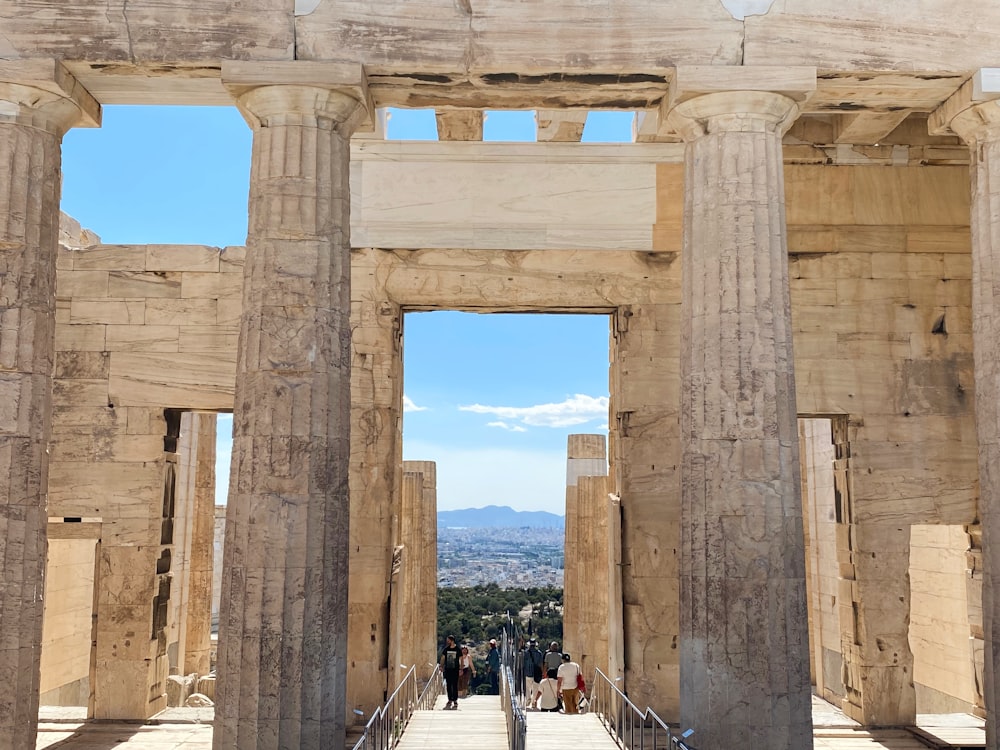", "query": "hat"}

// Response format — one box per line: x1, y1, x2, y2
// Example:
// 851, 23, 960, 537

550, 641, 559, 648
489, 638, 497, 645
562, 653, 571, 661
528, 638, 537, 645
